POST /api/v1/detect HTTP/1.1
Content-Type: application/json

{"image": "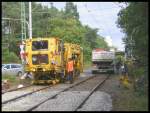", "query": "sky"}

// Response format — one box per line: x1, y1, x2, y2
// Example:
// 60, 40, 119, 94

38, 2, 125, 51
